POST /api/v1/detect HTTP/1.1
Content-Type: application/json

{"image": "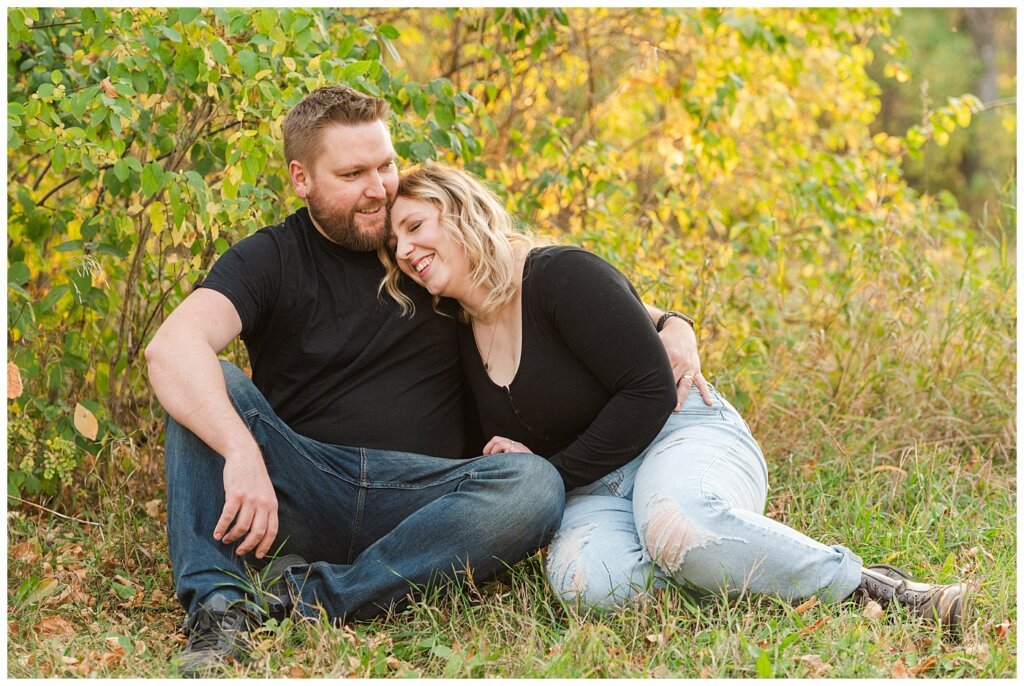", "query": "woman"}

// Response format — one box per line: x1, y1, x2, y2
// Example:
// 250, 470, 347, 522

380, 163, 969, 628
